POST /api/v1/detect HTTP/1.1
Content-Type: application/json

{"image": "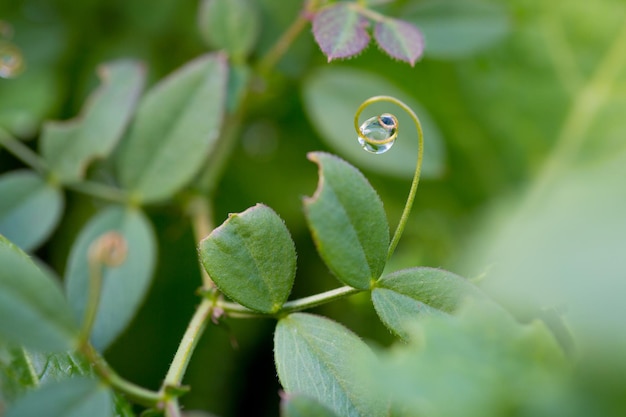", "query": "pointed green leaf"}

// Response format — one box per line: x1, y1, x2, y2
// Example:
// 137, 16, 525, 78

0, 170, 63, 252
0, 236, 78, 352
199, 204, 296, 313
312, 4, 370, 62
40, 60, 145, 183
372, 267, 488, 339
198, 0, 260, 61
274, 313, 387, 417
303, 152, 388, 289
302, 67, 445, 179
5, 377, 113, 417
115, 53, 228, 203
281, 393, 341, 417
374, 19, 424, 66
65, 206, 156, 351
